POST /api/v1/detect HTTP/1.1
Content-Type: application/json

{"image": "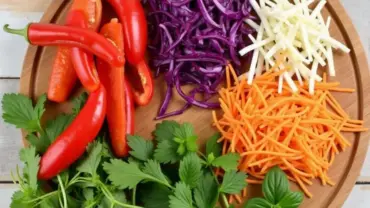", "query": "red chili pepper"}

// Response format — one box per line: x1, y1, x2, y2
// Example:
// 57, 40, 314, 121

97, 19, 129, 157
38, 85, 107, 180
128, 60, 154, 106
46, 0, 102, 102
70, 10, 100, 92
124, 78, 135, 134
106, 0, 147, 65
3, 23, 124, 67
